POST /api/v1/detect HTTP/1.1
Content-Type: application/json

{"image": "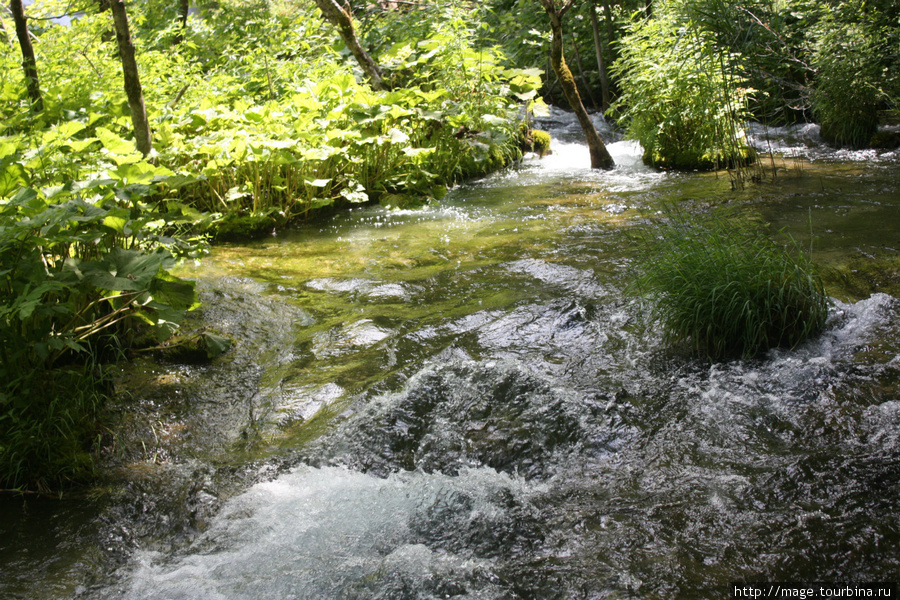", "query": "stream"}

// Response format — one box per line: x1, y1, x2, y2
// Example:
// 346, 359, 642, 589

1, 109, 899, 599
